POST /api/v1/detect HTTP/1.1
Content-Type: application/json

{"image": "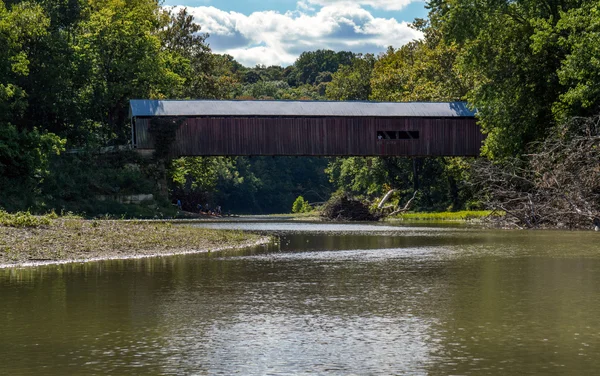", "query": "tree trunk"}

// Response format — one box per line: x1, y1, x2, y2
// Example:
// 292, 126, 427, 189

412, 158, 420, 191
